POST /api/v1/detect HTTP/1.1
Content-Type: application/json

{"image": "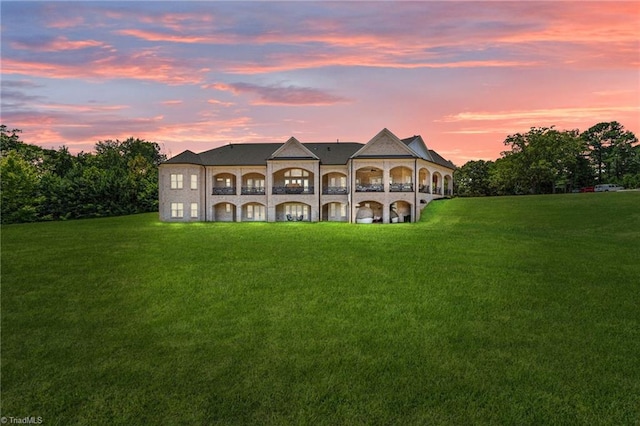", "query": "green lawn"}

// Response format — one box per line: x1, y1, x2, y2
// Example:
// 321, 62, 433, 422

2, 193, 639, 425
